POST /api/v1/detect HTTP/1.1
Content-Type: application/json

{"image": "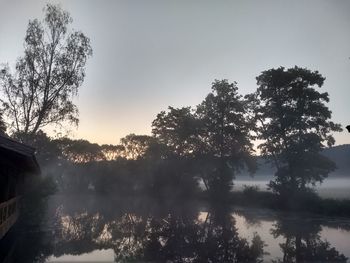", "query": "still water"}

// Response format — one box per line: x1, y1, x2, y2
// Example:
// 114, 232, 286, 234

3, 194, 350, 262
